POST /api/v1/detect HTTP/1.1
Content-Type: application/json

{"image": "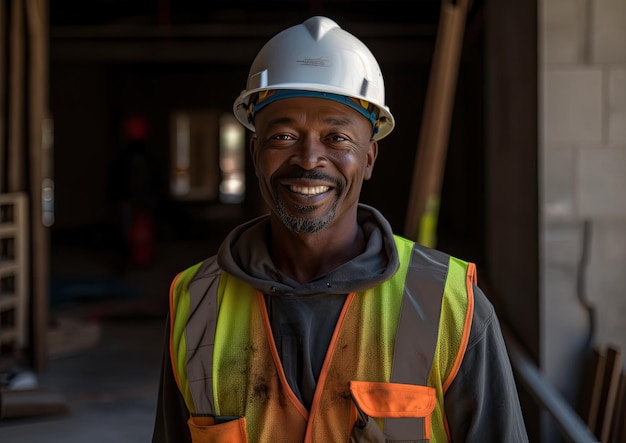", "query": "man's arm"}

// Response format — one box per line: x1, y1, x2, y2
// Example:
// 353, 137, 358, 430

444, 286, 529, 442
